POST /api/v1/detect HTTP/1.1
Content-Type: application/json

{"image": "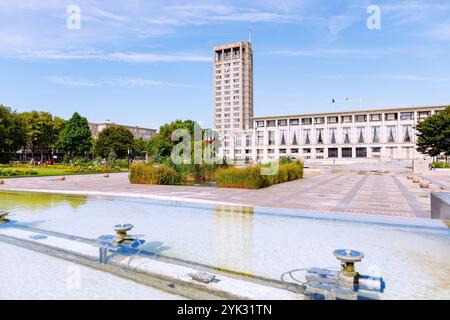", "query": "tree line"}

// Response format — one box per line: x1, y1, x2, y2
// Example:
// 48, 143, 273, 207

416, 106, 450, 161
0, 104, 147, 163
